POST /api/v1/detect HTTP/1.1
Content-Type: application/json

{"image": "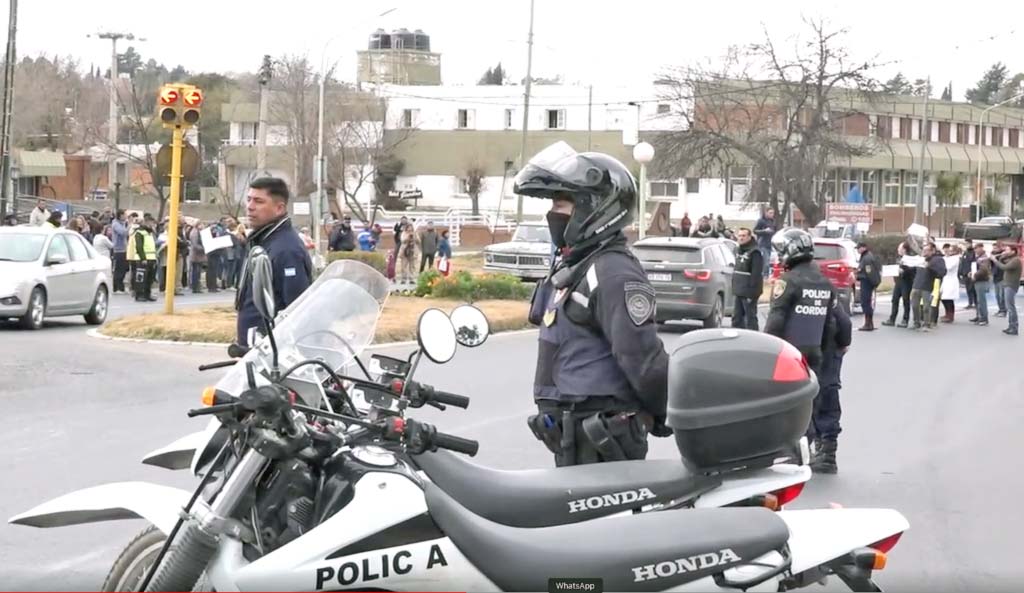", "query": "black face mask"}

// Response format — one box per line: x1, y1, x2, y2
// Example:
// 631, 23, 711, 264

546, 211, 571, 249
